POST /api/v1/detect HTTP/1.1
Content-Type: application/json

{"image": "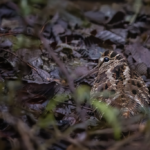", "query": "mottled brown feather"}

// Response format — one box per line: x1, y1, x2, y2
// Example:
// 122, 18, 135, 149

91, 50, 150, 118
